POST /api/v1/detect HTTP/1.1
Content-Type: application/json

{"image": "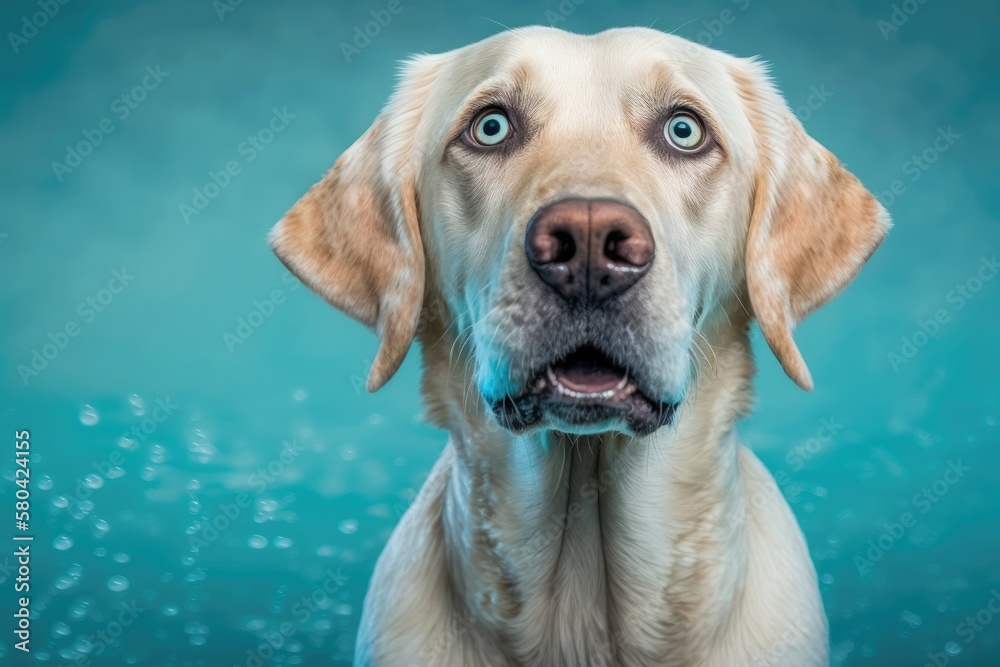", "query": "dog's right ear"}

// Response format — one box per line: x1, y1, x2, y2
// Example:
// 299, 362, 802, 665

270, 58, 439, 392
